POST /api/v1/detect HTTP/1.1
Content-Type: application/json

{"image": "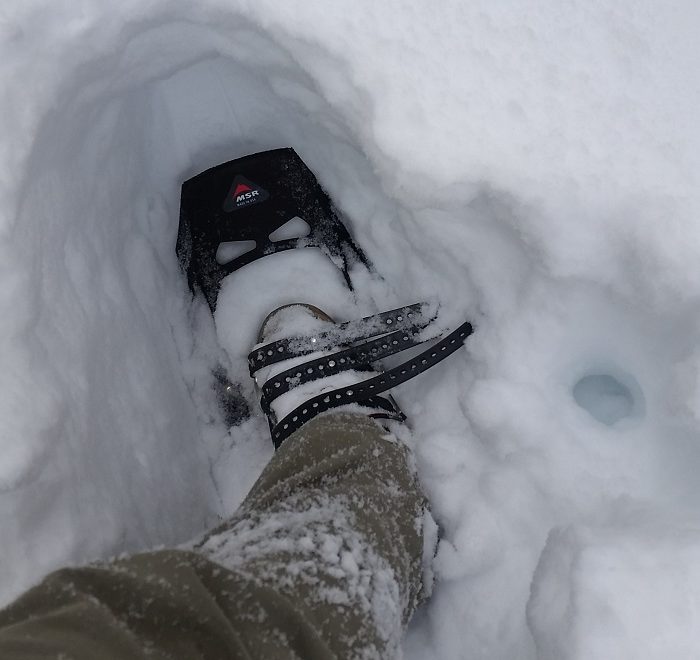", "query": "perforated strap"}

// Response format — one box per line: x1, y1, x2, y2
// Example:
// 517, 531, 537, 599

260, 326, 431, 415
248, 303, 430, 375
270, 321, 473, 448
